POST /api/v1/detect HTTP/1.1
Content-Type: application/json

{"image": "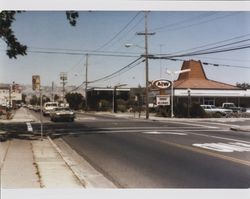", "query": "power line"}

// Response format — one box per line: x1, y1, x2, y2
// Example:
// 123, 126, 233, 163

27, 50, 140, 58
152, 55, 250, 70
150, 12, 218, 32
89, 57, 144, 83
175, 44, 250, 57
67, 57, 144, 92
153, 12, 241, 33
182, 39, 250, 55
94, 12, 142, 51
166, 33, 250, 56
